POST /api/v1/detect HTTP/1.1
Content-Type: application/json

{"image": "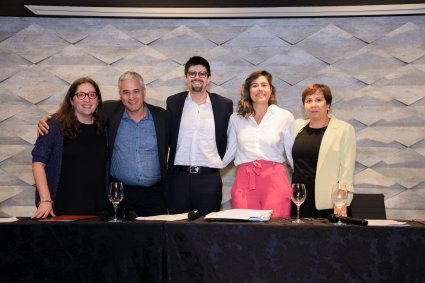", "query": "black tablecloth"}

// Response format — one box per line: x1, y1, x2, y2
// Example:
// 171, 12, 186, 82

1, 218, 425, 283
165, 218, 425, 283
0, 219, 164, 283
